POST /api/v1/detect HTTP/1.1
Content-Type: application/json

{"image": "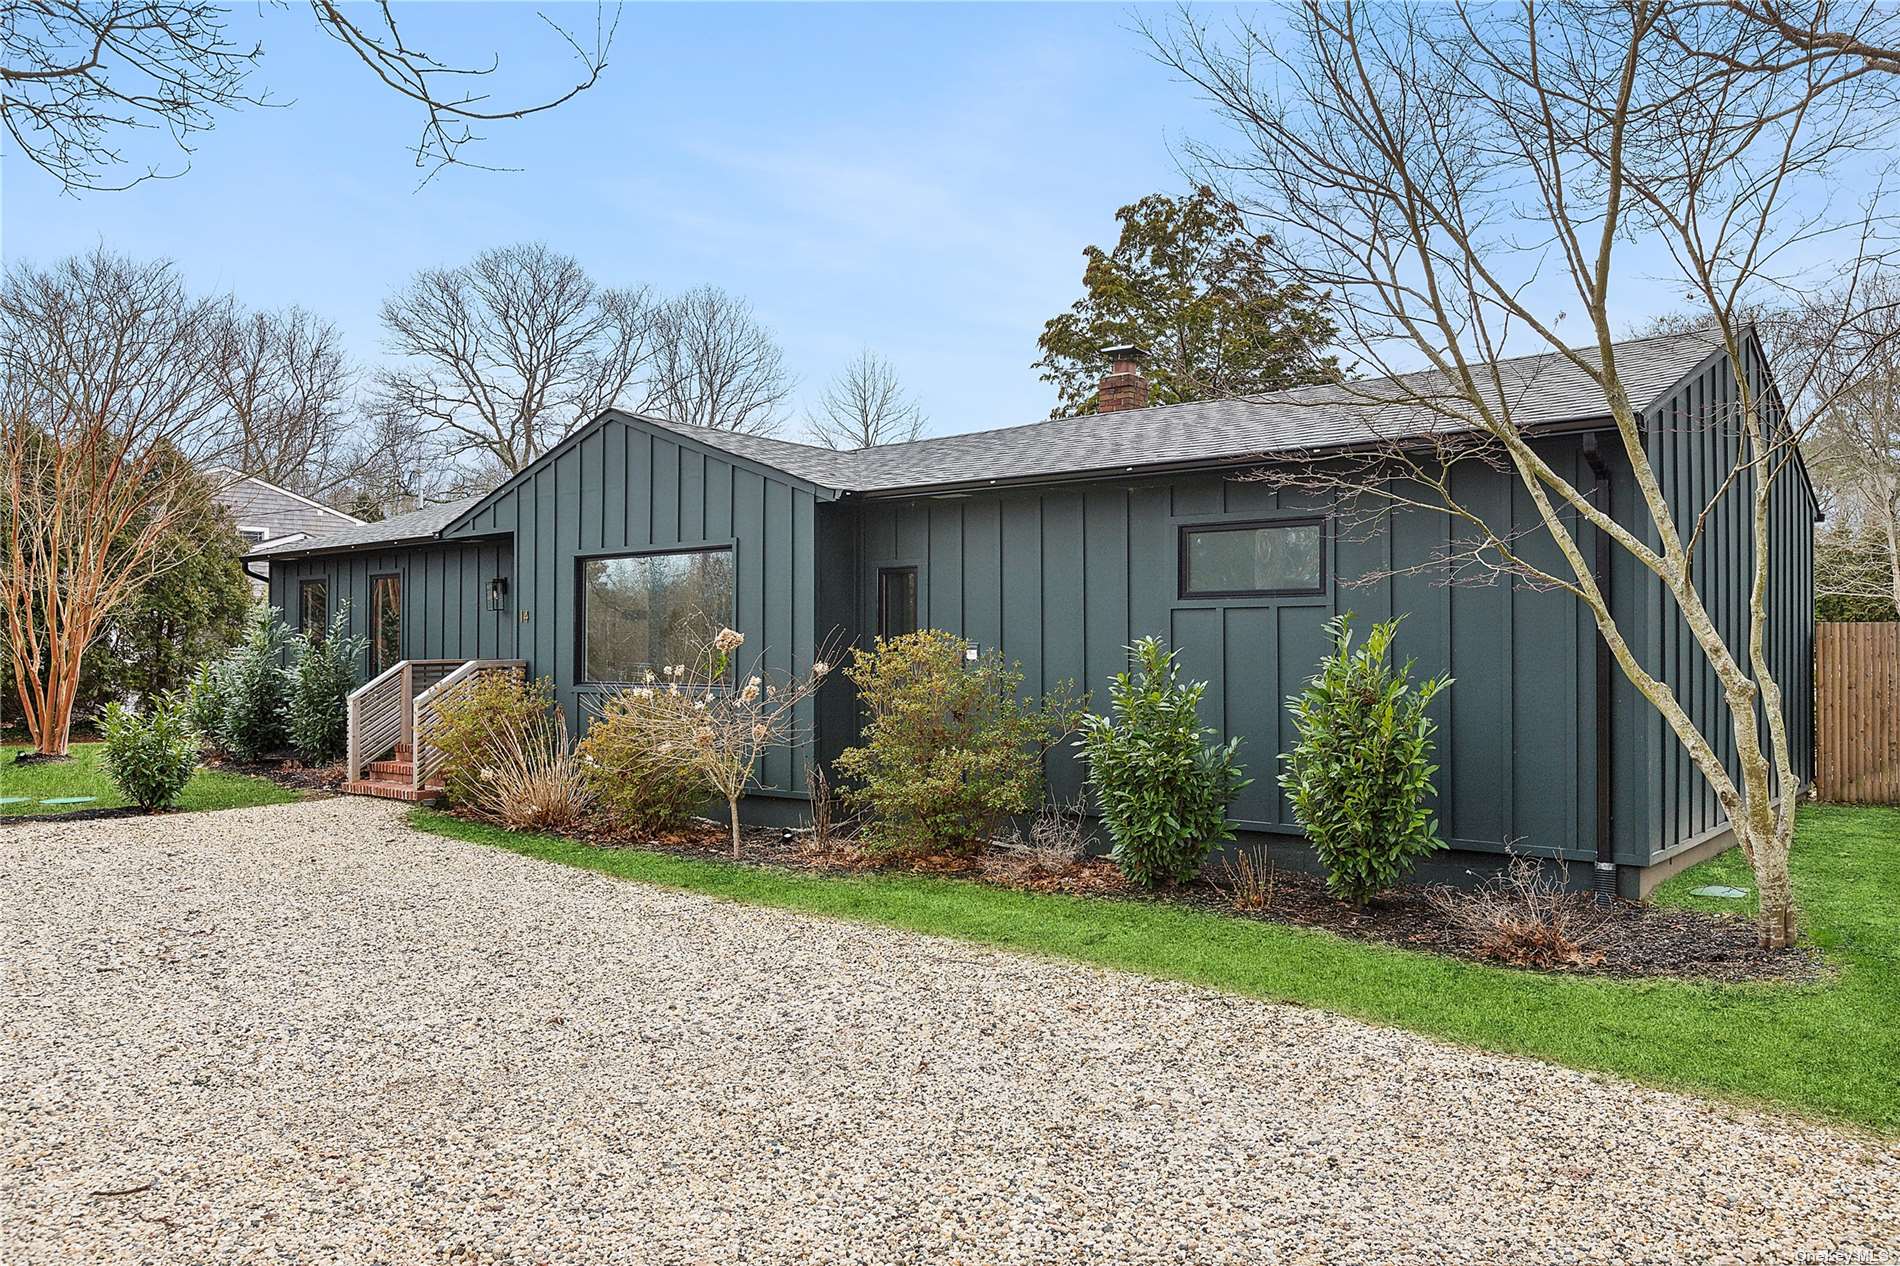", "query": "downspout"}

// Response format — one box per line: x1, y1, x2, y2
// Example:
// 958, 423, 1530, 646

242, 559, 271, 587
1582, 435, 1618, 904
